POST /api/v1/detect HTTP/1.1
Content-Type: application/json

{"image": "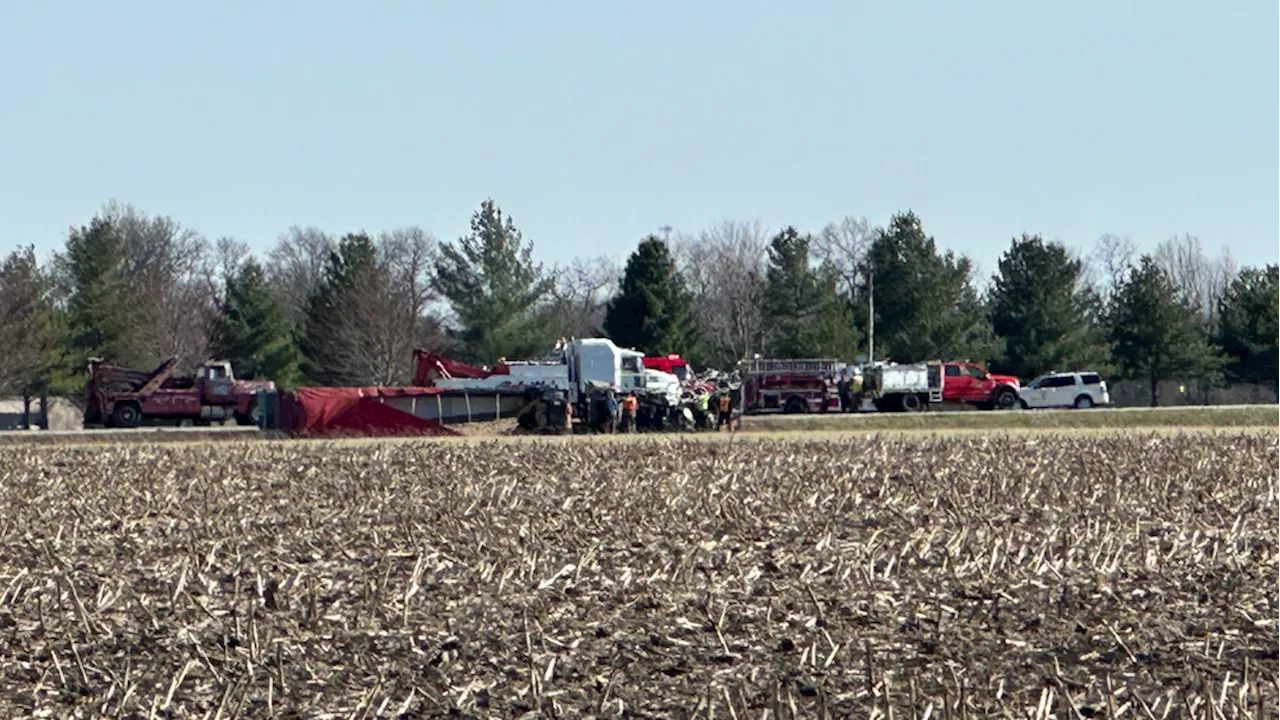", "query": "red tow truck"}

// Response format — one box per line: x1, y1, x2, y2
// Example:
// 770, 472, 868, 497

85, 357, 275, 428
